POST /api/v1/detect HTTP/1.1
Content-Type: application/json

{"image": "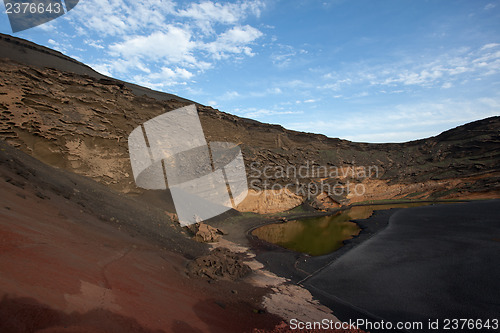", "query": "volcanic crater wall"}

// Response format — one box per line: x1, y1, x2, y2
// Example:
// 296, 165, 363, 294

1, 34, 499, 213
